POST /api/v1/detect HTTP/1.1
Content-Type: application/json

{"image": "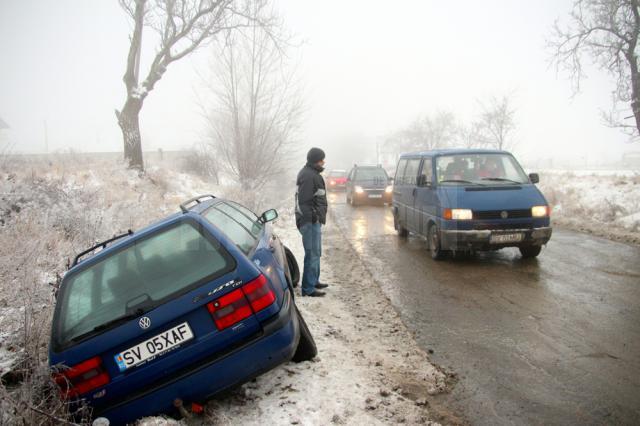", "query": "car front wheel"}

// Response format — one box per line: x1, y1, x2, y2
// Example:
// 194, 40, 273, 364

292, 306, 317, 362
428, 224, 446, 260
